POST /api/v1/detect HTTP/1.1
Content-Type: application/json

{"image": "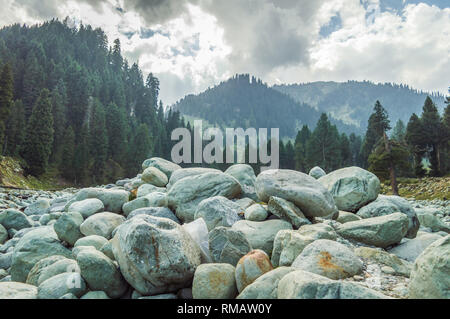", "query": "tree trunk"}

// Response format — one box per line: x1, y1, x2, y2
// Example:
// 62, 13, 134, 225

383, 133, 399, 196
